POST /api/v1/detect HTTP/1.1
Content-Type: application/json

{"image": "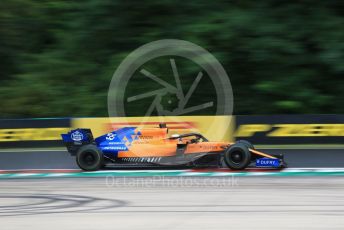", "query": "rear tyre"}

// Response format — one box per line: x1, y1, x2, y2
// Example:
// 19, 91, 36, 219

224, 143, 251, 170
76, 144, 104, 171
